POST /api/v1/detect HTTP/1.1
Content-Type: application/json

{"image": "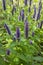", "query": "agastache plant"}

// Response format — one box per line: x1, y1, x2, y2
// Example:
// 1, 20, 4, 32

28, 0, 32, 12
12, 5, 16, 15
25, 19, 29, 39
2, 0, 6, 10
33, 5, 36, 19
4, 23, 11, 35
6, 49, 10, 55
29, 0, 32, 6
24, 0, 28, 6
36, 0, 42, 21
36, 10, 40, 21
16, 27, 20, 41
38, 21, 43, 29
29, 40, 32, 44
38, 0, 42, 12
21, 9, 24, 21
32, 31, 35, 37
18, 10, 23, 21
